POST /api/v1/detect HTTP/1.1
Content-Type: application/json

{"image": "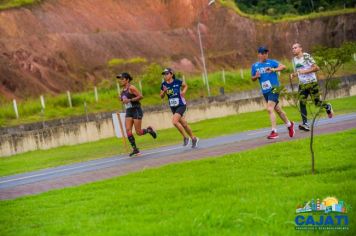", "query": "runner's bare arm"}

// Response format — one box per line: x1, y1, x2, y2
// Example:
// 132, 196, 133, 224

160, 86, 167, 98
290, 72, 298, 78
272, 63, 286, 72
181, 81, 188, 96
251, 72, 260, 81
298, 64, 320, 74
129, 86, 143, 102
